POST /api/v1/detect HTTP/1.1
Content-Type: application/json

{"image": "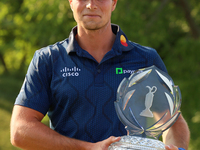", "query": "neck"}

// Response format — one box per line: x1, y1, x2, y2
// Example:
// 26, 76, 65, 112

76, 23, 116, 63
